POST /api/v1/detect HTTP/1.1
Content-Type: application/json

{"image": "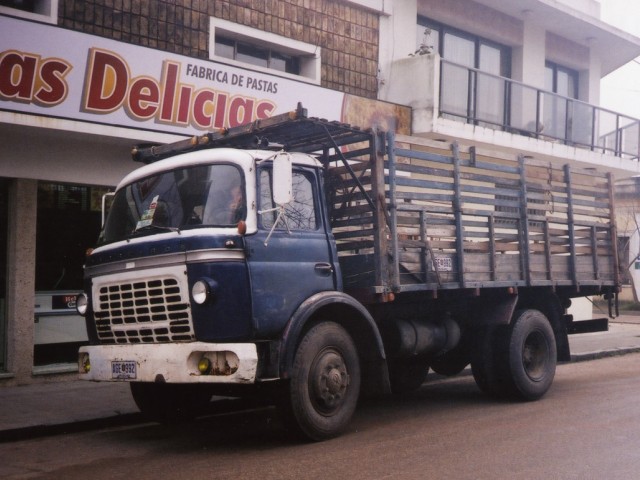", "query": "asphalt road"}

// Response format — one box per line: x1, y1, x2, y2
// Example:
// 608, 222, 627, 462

3, 353, 640, 480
